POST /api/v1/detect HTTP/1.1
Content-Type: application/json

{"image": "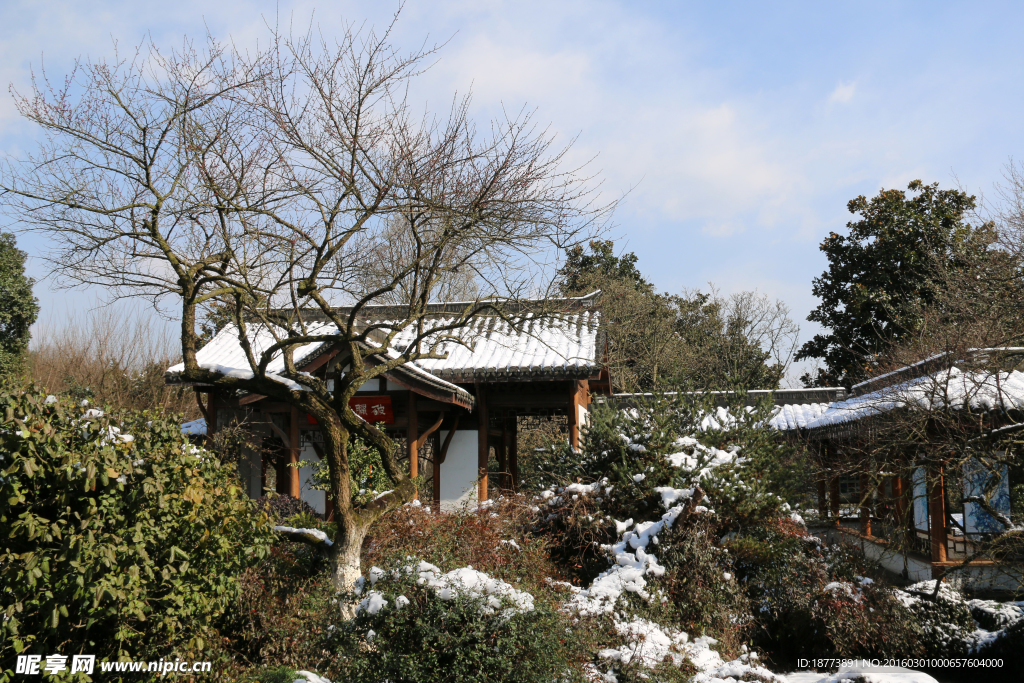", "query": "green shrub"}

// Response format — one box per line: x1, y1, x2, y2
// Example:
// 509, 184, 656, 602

726, 521, 922, 664
250, 665, 299, 683
0, 385, 275, 671
332, 565, 572, 683
303, 434, 392, 505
